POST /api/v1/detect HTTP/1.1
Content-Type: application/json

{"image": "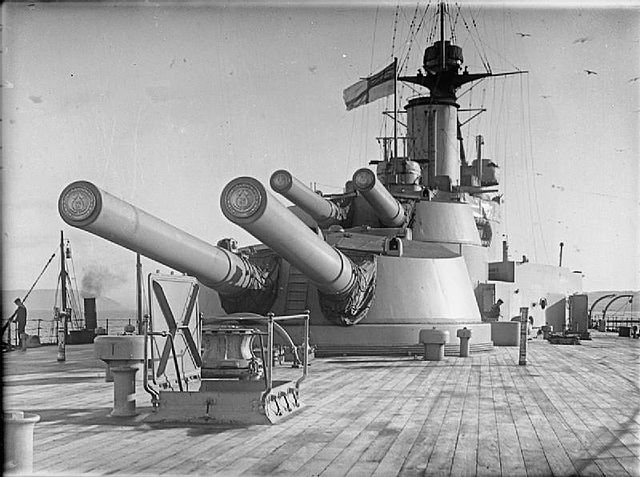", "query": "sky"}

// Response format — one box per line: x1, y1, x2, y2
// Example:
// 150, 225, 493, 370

1, 0, 639, 310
